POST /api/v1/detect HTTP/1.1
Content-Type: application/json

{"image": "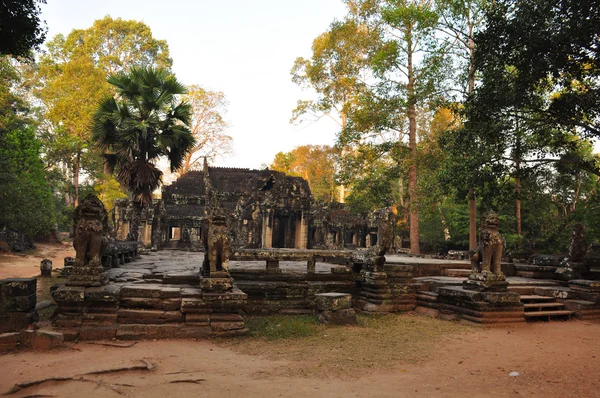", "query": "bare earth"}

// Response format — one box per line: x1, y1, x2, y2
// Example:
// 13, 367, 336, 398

0, 242, 75, 279
0, 320, 597, 397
